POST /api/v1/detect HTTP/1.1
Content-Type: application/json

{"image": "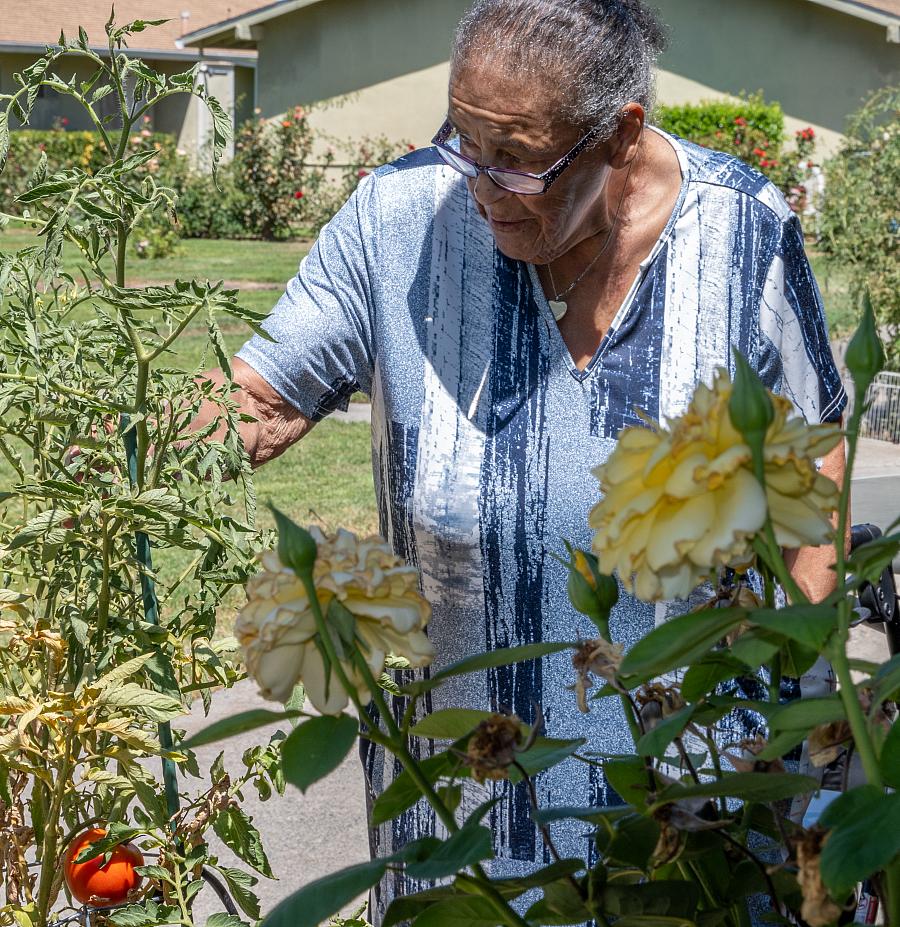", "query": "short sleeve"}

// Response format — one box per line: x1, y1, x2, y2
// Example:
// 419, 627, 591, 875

235, 177, 377, 421
756, 214, 847, 424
